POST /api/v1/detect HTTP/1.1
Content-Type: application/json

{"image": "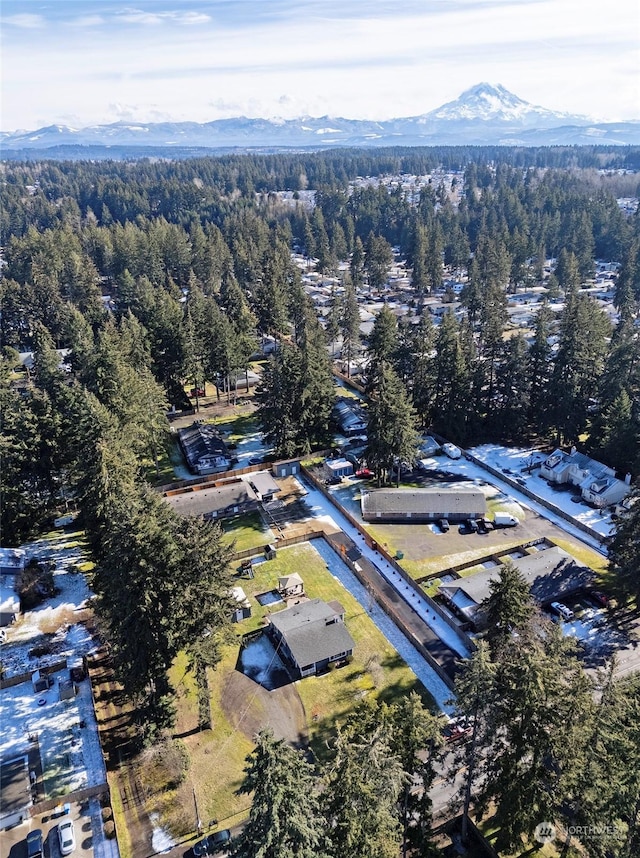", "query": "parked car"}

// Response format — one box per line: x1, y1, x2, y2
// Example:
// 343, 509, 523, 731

476, 518, 490, 534
26, 830, 44, 858
550, 601, 574, 621
437, 518, 449, 533
194, 830, 232, 856
465, 518, 479, 533
354, 468, 373, 478
325, 476, 342, 486
589, 590, 610, 607
442, 443, 461, 459
58, 819, 76, 856
248, 456, 263, 466
208, 830, 232, 852
443, 716, 473, 743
